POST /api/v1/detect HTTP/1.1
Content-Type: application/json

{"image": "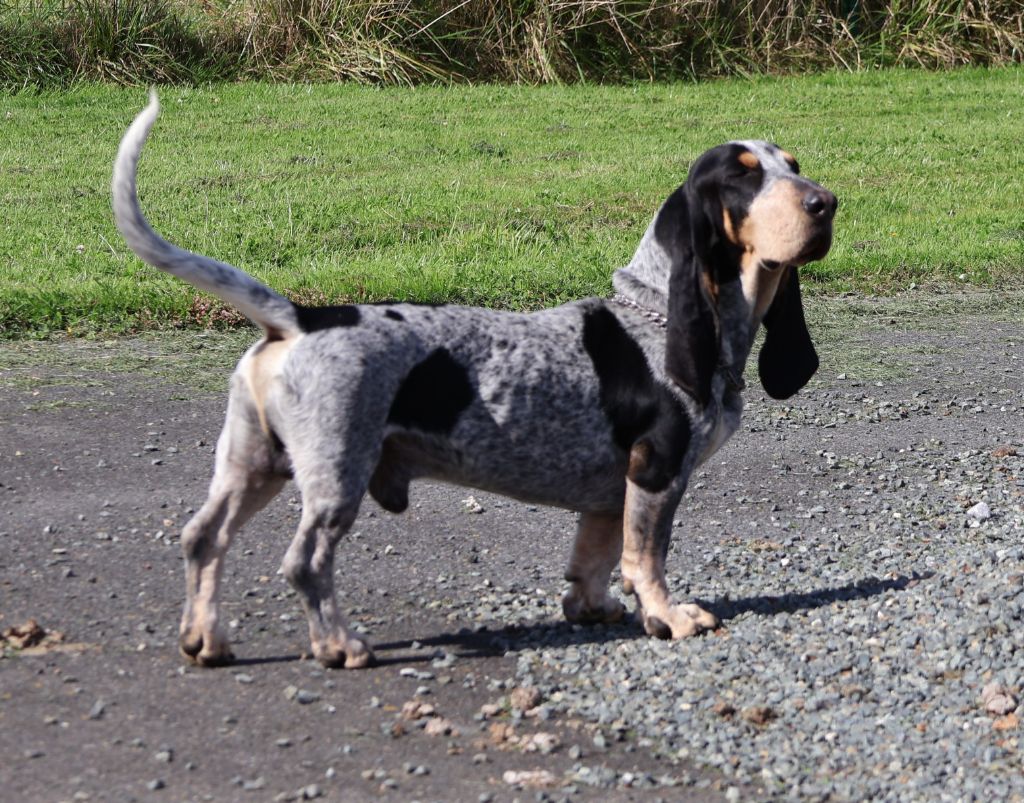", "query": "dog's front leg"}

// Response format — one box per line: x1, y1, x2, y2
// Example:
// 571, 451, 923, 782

562, 512, 626, 625
281, 499, 373, 669
619, 477, 718, 639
